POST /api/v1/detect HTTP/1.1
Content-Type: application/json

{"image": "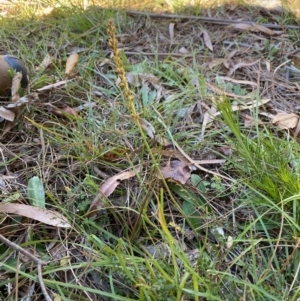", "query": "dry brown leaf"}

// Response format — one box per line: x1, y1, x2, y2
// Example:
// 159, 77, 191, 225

154, 134, 172, 146
243, 114, 263, 127
201, 106, 217, 139
87, 167, 141, 218
169, 22, 176, 41
60, 106, 79, 116
272, 113, 299, 129
226, 48, 241, 60
158, 160, 191, 184
101, 170, 138, 197
139, 117, 156, 138
36, 53, 54, 71
212, 98, 271, 118
203, 30, 213, 51
265, 60, 271, 72
0, 107, 15, 122
51, 105, 80, 119
126, 72, 141, 87
0, 203, 70, 228
65, 53, 79, 75
218, 76, 258, 88
219, 146, 233, 157
208, 58, 225, 70
103, 148, 129, 161
151, 147, 188, 163
179, 47, 190, 54
228, 59, 260, 76
230, 23, 275, 35
11, 71, 22, 102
